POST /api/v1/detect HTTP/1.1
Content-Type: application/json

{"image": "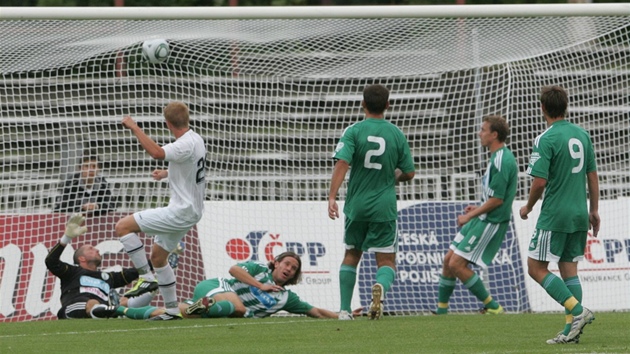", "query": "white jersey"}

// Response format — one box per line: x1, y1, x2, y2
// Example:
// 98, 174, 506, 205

162, 129, 206, 222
